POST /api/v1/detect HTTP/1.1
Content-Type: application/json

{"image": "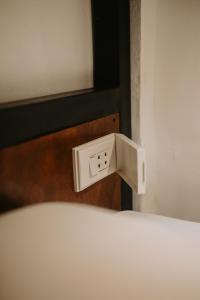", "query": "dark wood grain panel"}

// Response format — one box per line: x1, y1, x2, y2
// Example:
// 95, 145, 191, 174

0, 114, 120, 213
